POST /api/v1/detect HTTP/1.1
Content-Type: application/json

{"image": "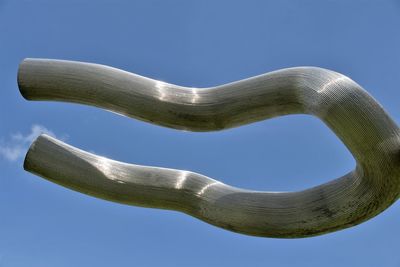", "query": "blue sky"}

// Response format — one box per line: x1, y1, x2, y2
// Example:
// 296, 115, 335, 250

1, 1, 399, 266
